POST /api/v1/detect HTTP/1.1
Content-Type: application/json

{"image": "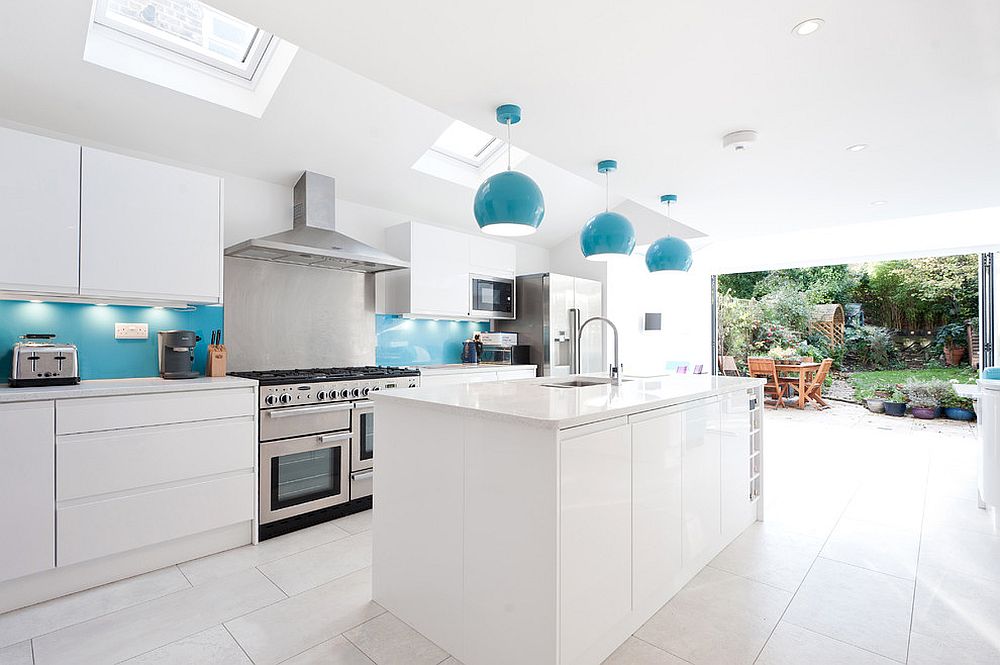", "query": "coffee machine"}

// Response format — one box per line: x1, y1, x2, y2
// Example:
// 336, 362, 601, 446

158, 330, 200, 379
